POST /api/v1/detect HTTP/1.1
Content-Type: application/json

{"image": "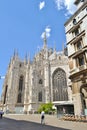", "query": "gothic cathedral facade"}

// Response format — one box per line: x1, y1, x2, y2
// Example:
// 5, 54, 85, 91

1, 35, 73, 114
